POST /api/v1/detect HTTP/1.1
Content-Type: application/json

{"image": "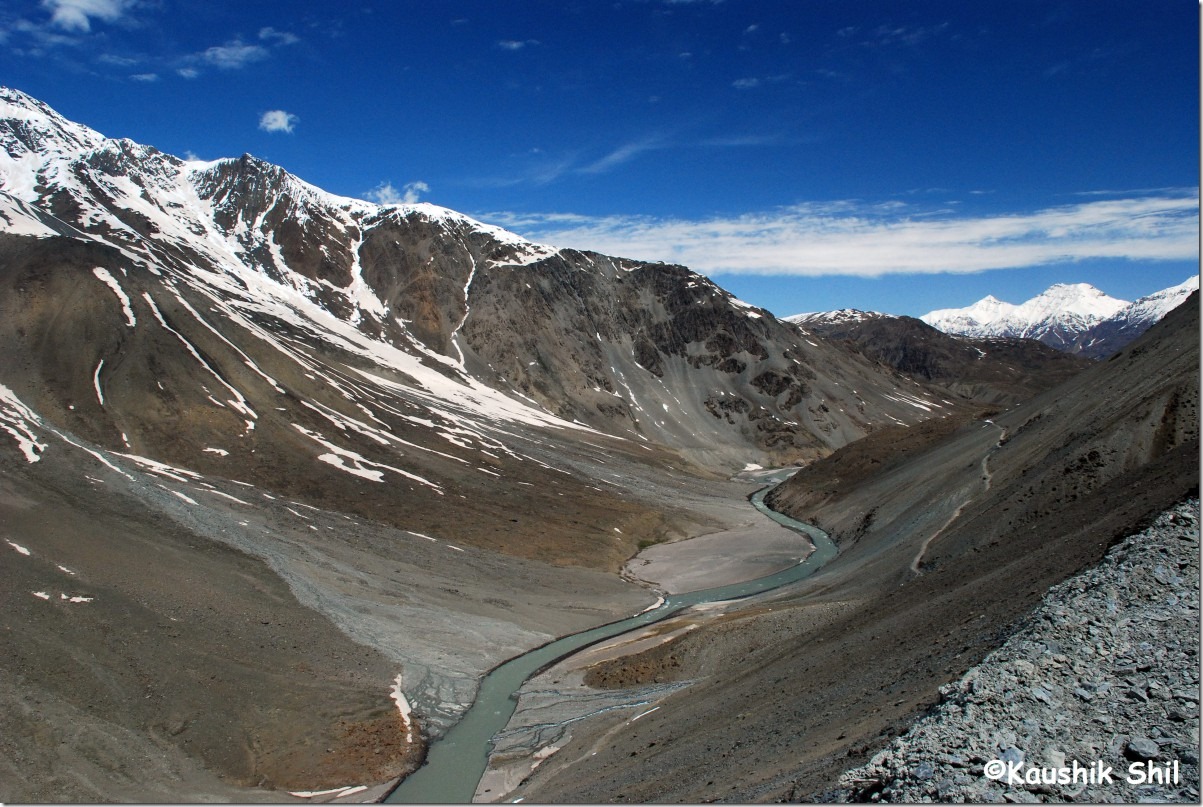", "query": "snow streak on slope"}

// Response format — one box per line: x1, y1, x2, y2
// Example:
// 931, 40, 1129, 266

0, 383, 46, 463
92, 268, 137, 326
